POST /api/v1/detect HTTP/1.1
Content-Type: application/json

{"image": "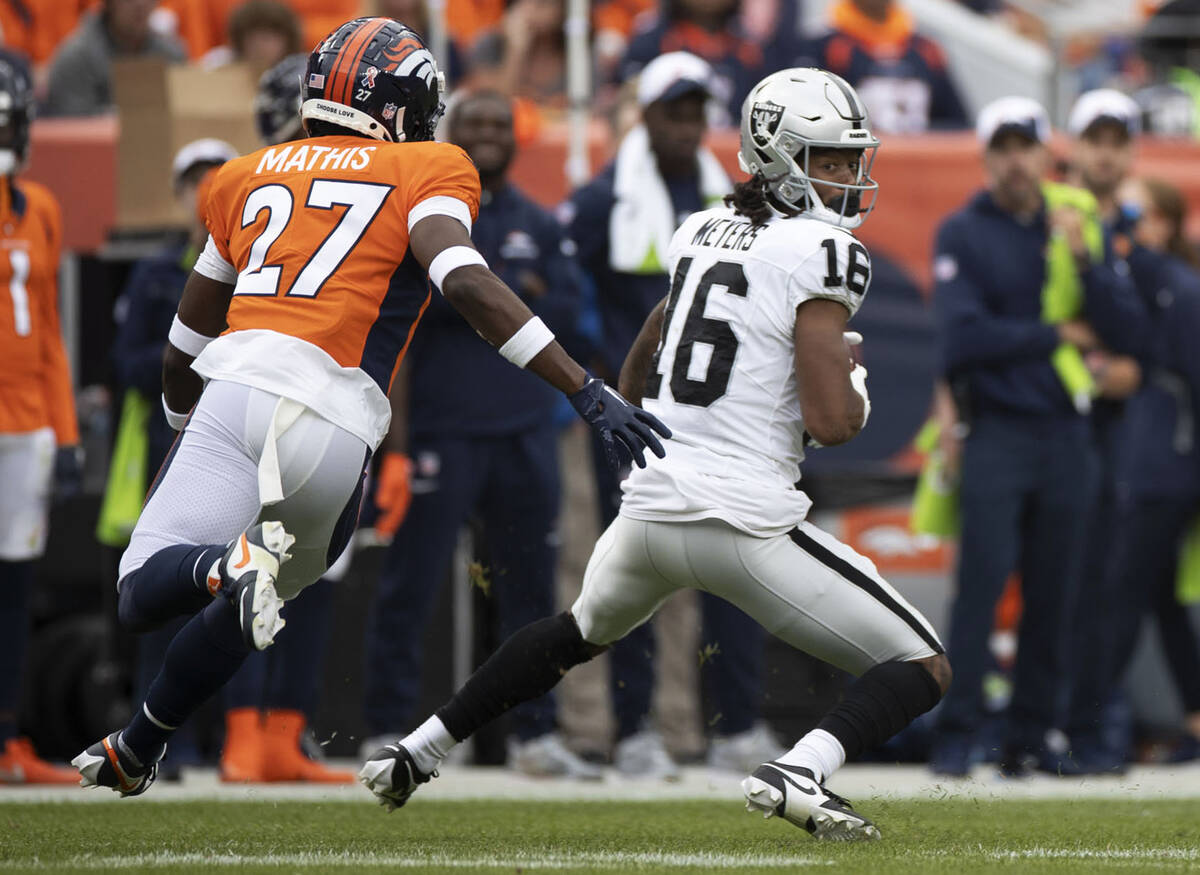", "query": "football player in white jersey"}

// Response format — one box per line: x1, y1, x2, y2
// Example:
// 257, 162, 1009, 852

361, 68, 951, 841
